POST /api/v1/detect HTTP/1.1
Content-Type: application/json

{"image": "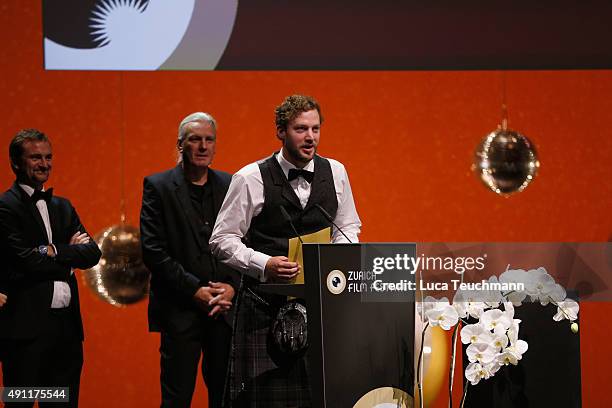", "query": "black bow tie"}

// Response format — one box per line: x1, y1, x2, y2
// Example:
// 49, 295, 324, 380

288, 168, 314, 183
31, 188, 53, 203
